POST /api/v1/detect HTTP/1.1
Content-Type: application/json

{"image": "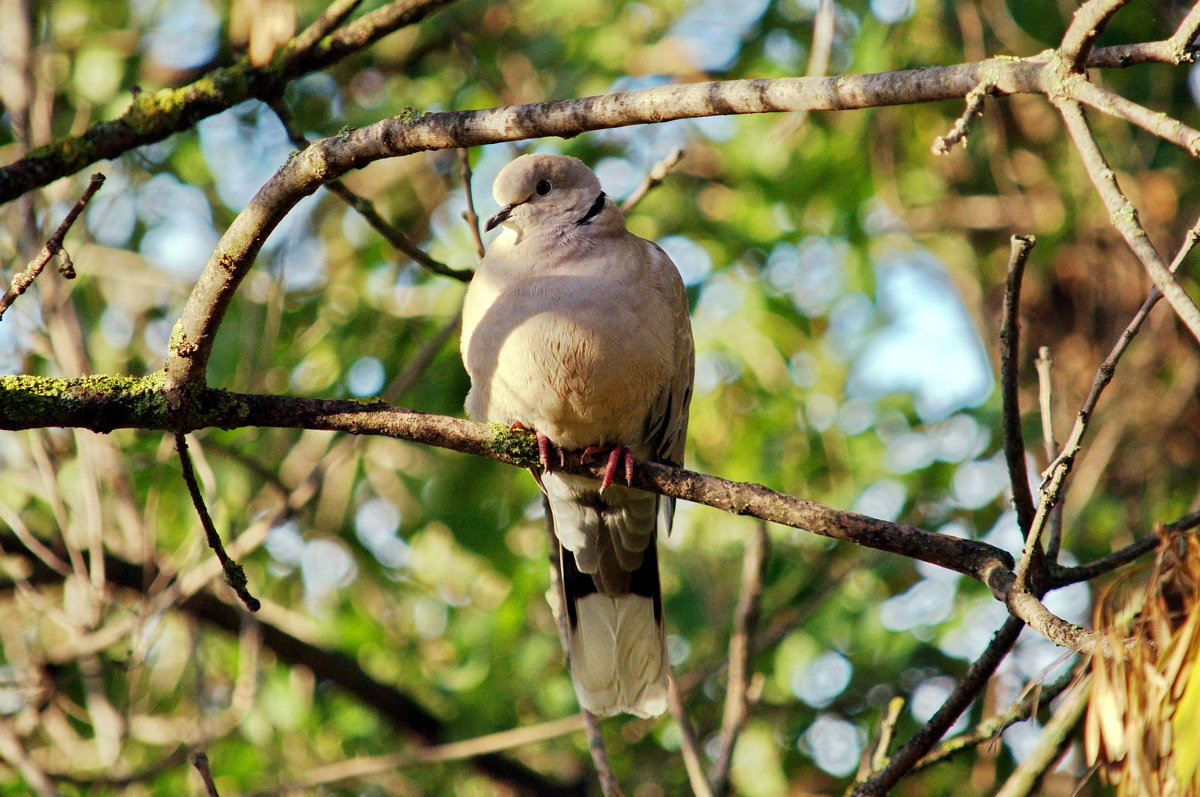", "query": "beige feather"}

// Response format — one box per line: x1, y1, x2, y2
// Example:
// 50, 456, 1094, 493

461, 154, 693, 717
